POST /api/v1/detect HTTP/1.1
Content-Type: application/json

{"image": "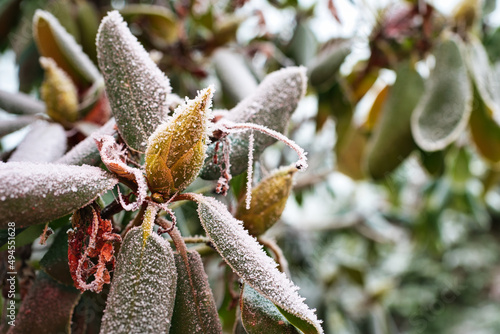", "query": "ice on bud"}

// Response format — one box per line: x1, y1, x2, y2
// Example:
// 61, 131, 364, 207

145, 86, 214, 199
235, 166, 297, 236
